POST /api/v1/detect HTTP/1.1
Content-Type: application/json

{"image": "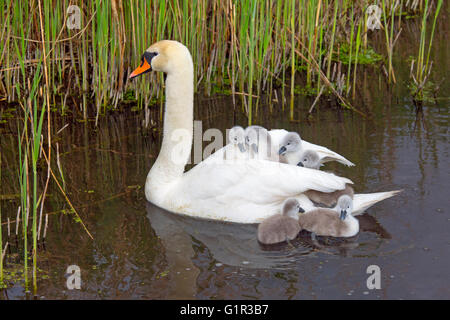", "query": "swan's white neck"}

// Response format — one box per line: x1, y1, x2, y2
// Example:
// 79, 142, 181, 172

145, 64, 194, 203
